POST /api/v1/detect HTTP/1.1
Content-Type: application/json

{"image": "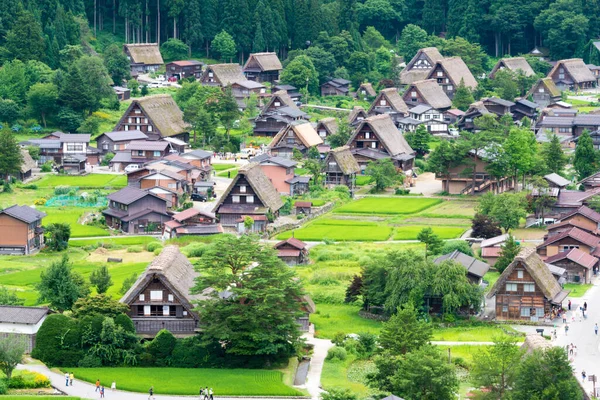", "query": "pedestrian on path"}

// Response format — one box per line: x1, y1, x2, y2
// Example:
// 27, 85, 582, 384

96, 379, 100, 392
111, 381, 116, 392
565, 324, 569, 335
569, 300, 572, 310
65, 372, 69, 386
583, 370, 587, 381
199, 387, 204, 400
149, 386, 154, 400
203, 386, 209, 400
595, 323, 598, 335
69, 372, 74, 386
585, 302, 588, 311
570, 343, 574, 355
100, 386, 105, 398
563, 313, 567, 323
209, 387, 214, 400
